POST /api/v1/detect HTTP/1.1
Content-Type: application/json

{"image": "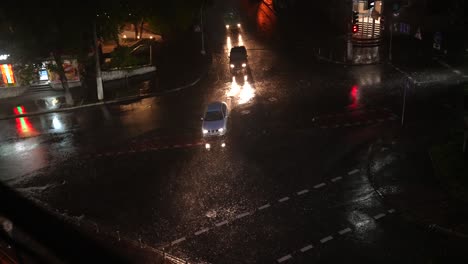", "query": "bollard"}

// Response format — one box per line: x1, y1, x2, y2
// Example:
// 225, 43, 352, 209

117, 230, 121, 241
139, 237, 143, 248
318, 48, 321, 55
95, 223, 99, 233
